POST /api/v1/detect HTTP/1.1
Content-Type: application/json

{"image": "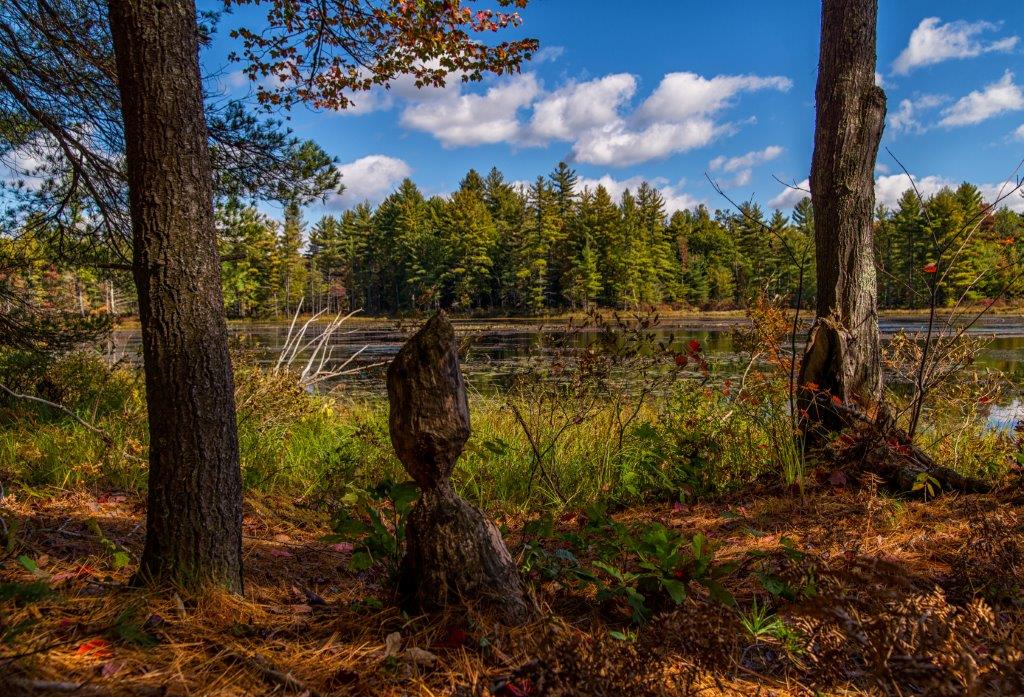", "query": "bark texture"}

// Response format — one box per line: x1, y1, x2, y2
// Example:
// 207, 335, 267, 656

387, 312, 534, 623
107, 0, 243, 591
800, 0, 887, 434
